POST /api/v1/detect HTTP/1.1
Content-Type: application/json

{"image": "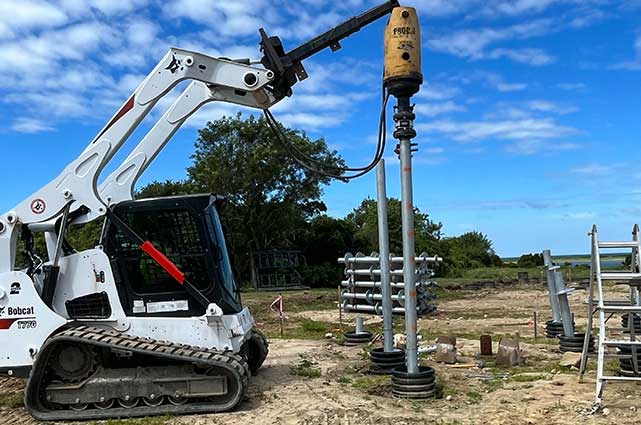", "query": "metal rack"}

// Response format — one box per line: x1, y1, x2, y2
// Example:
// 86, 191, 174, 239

338, 252, 441, 316
250, 250, 307, 291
